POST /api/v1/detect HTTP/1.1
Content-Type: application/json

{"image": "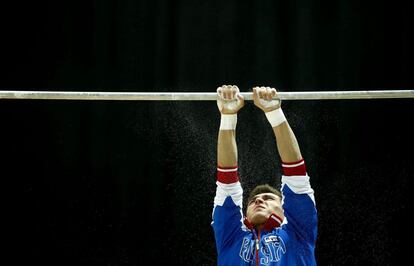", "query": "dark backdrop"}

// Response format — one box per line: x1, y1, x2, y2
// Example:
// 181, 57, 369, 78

1, 0, 413, 265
